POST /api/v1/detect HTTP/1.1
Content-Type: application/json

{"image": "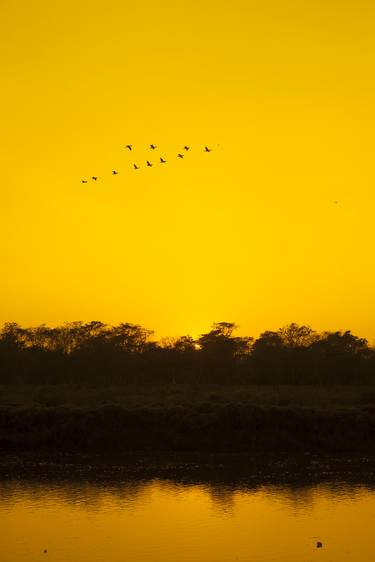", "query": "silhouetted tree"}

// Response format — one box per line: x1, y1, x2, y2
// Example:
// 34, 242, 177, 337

250, 330, 286, 383
155, 336, 199, 384
197, 322, 252, 383
0, 320, 374, 387
310, 330, 370, 384
278, 323, 317, 348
